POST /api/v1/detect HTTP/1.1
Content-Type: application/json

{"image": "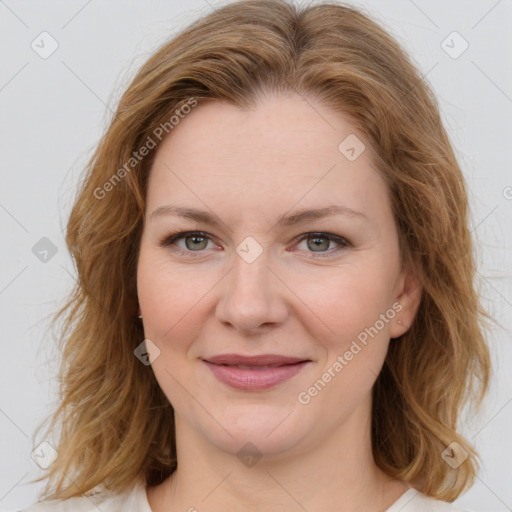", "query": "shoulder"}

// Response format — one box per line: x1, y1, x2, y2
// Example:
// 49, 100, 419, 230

19, 478, 151, 512
387, 488, 475, 512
